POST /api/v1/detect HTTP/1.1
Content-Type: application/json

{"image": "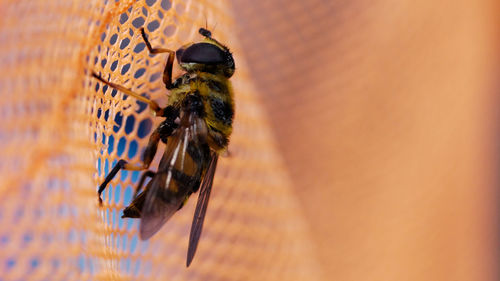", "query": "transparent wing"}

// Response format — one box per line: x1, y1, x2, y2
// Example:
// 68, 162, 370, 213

139, 171, 184, 240
139, 114, 209, 240
186, 152, 218, 267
